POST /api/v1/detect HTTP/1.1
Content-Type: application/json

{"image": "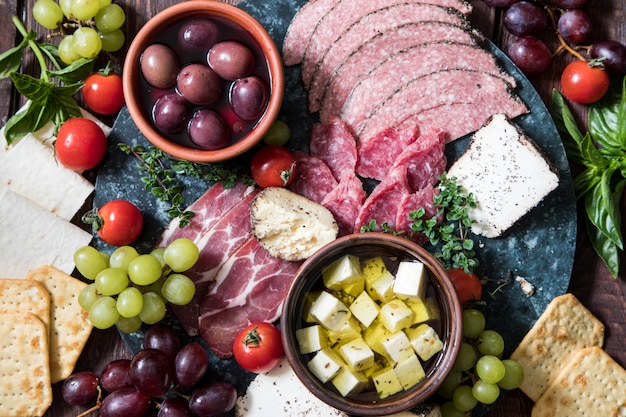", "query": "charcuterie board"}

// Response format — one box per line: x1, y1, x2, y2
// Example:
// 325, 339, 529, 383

93, 0, 577, 414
